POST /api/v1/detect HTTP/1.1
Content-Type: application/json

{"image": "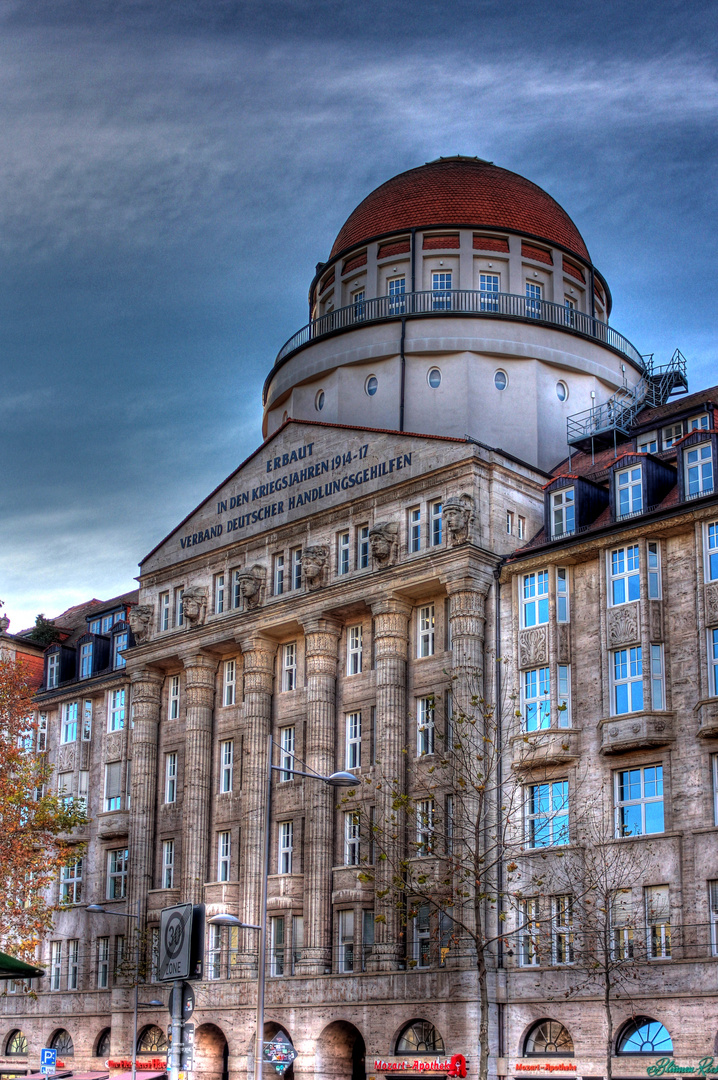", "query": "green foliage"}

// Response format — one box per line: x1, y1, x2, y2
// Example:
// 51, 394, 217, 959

25, 614, 62, 646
